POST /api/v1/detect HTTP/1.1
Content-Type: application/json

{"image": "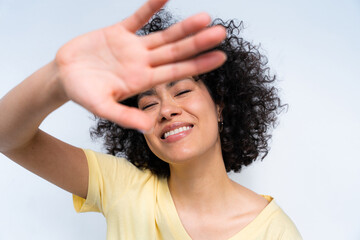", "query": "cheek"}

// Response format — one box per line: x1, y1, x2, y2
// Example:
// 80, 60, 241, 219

187, 94, 218, 124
